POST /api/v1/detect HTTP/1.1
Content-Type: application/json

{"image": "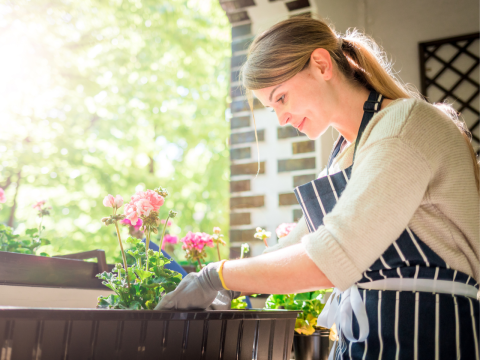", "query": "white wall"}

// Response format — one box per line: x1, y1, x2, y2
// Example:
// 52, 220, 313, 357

0, 285, 114, 308
228, 0, 478, 256
314, 0, 480, 90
